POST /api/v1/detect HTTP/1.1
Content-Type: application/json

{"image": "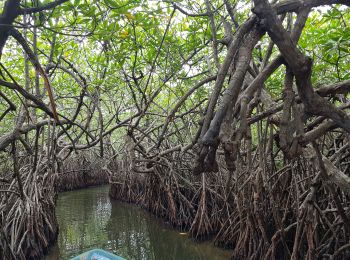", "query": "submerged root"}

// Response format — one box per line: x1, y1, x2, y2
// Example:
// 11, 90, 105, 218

0, 148, 114, 259
0, 159, 58, 260
55, 152, 109, 192
110, 131, 350, 259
